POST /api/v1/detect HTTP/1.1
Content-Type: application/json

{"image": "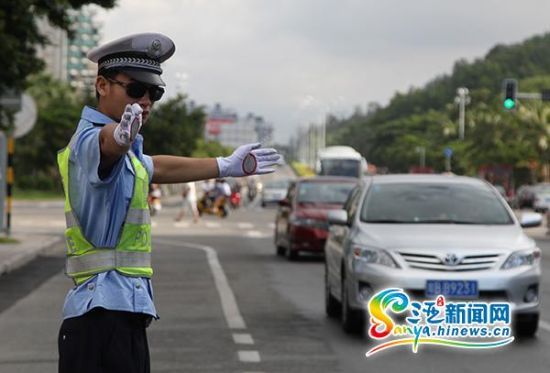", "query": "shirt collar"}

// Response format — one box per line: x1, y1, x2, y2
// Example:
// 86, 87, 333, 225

81, 106, 116, 125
